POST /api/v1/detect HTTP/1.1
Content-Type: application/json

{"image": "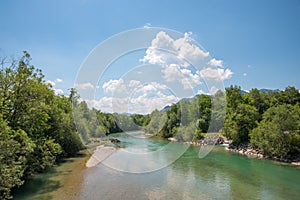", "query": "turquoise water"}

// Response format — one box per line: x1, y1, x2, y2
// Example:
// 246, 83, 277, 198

15, 132, 300, 200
